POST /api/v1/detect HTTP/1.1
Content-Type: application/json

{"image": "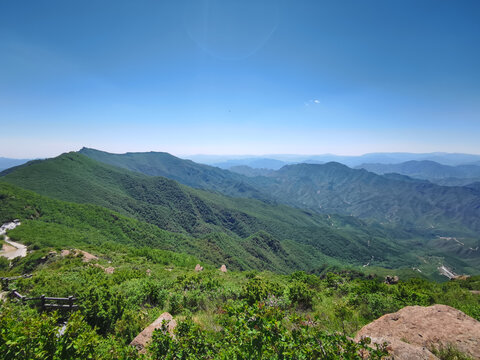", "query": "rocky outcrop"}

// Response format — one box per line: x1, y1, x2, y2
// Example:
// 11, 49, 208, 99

195, 264, 203, 272
60, 249, 71, 257
77, 250, 98, 262
355, 304, 480, 359
384, 275, 399, 285
452, 275, 471, 281
130, 312, 176, 353
60, 249, 98, 262
360, 335, 439, 359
